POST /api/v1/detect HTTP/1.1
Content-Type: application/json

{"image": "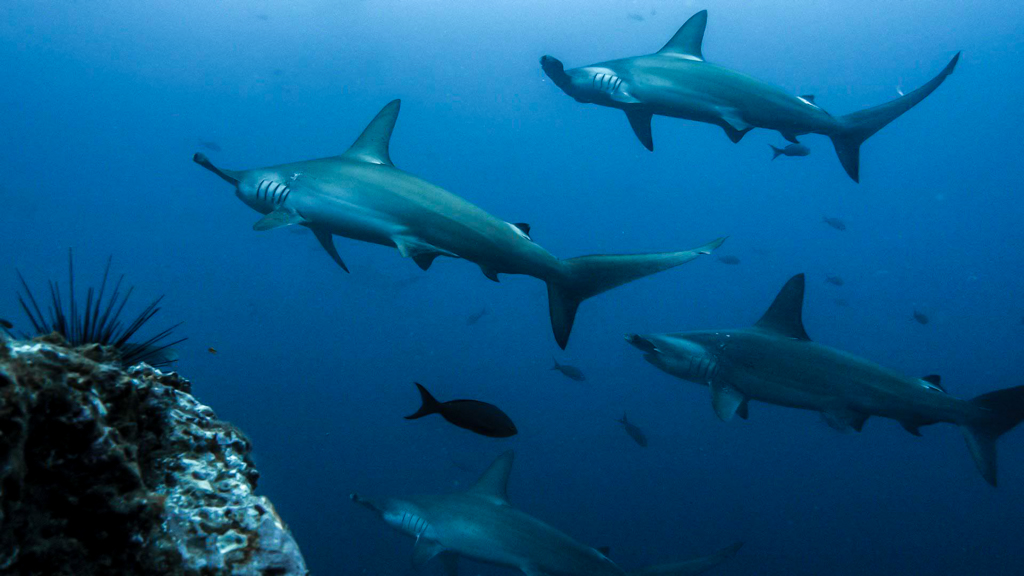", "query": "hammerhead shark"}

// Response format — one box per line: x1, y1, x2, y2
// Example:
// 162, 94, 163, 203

625, 274, 1024, 486
352, 450, 742, 575
541, 10, 960, 182
193, 101, 724, 348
